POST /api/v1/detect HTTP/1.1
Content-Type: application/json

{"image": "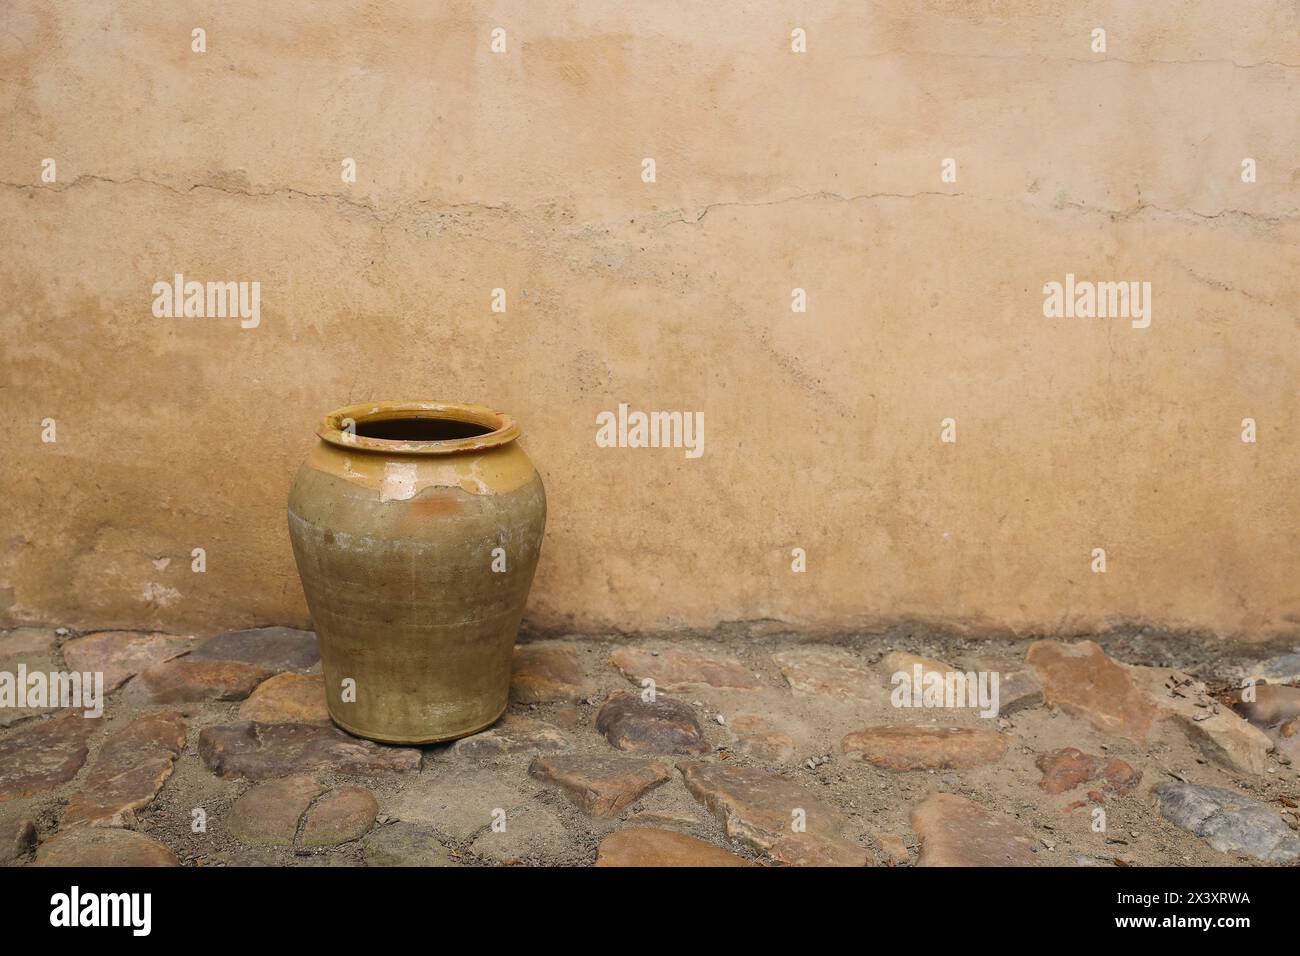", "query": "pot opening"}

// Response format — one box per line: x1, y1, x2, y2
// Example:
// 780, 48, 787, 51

318, 401, 521, 455
354, 418, 494, 442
